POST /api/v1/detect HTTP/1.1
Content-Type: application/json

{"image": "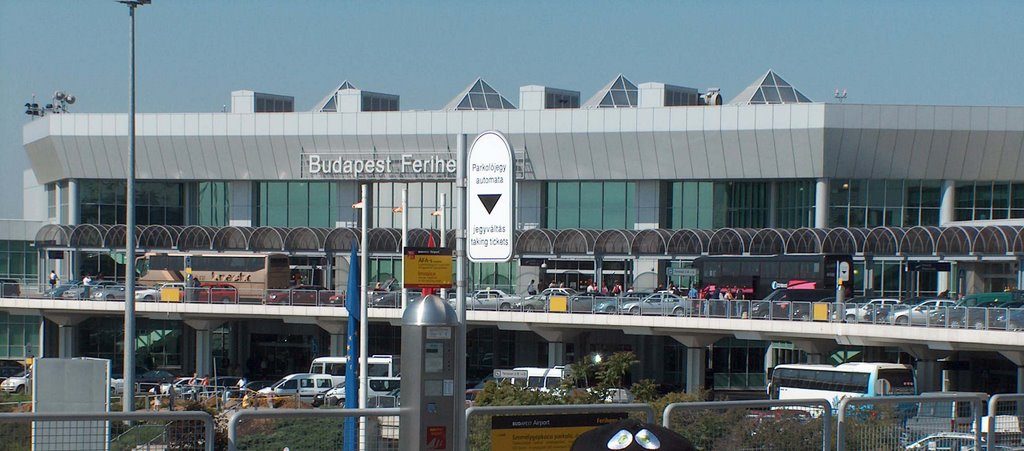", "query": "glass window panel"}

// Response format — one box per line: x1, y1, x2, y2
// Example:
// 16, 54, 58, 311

779, 87, 797, 103
847, 180, 866, 206
555, 183, 580, 228
762, 87, 781, 103
602, 183, 627, 229
1012, 184, 1024, 209
610, 90, 628, 106
919, 208, 939, 225
626, 91, 638, 106
750, 90, 765, 103
993, 183, 1010, 211
468, 93, 486, 109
